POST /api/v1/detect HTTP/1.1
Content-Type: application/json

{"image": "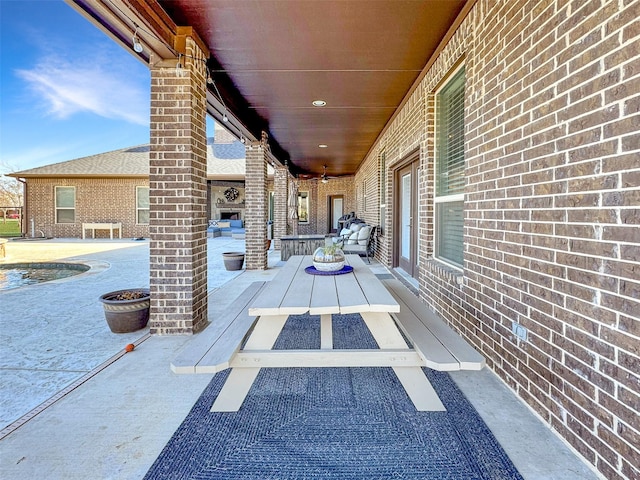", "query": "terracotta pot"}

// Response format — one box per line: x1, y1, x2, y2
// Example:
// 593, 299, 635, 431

99, 288, 150, 333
